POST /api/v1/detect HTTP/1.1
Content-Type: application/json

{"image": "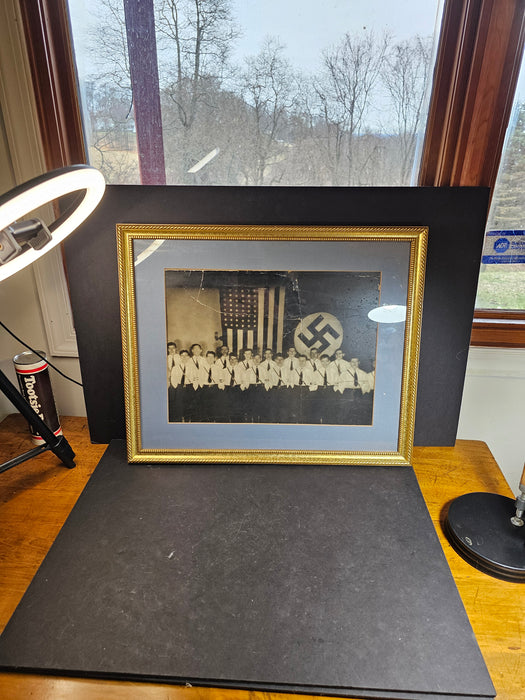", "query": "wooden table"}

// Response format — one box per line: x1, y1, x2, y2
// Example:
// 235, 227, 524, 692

0, 414, 523, 699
